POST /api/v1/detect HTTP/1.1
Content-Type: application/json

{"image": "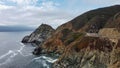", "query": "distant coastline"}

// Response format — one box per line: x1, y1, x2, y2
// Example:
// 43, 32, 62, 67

0, 25, 35, 32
